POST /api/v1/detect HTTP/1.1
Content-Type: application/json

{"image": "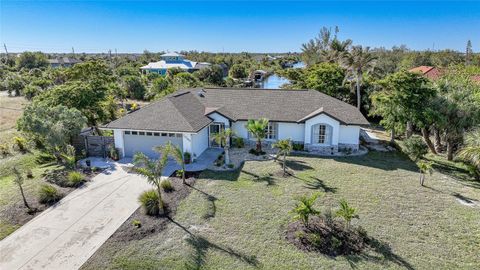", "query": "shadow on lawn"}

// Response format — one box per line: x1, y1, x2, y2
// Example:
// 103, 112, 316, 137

346, 237, 415, 270
168, 218, 260, 270
188, 184, 218, 219
424, 156, 480, 189
302, 176, 337, 193
241, 170, 276, 186
332, 151, 419, 173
